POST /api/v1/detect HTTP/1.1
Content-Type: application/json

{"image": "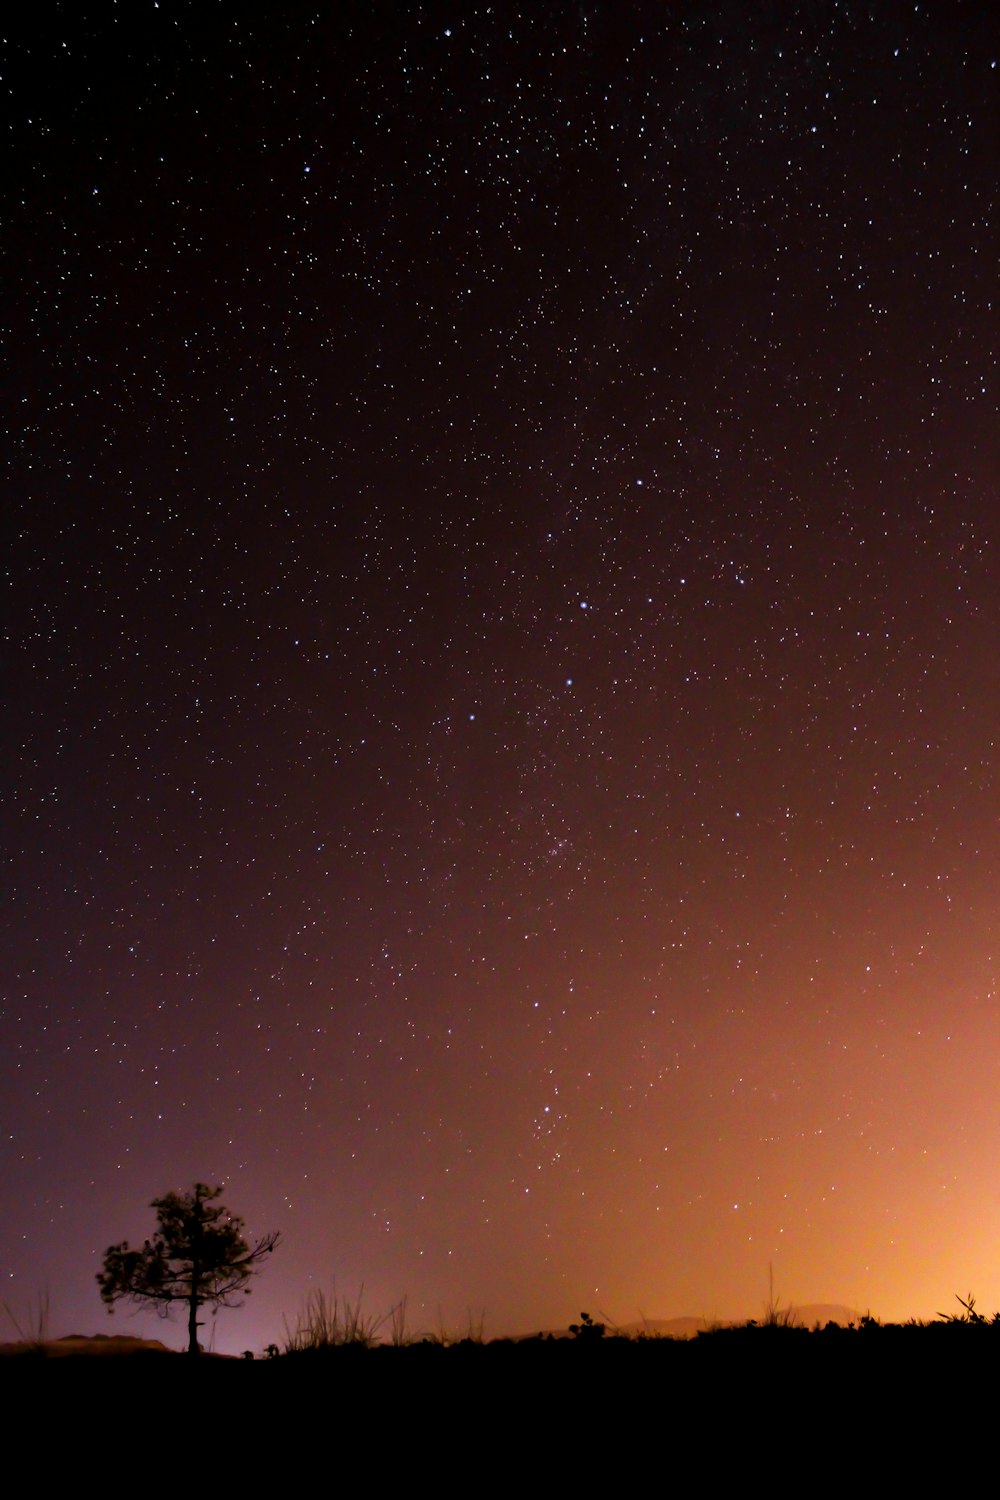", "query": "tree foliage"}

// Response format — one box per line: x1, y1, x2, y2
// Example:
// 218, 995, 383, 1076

97, 1183, 280, 1355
